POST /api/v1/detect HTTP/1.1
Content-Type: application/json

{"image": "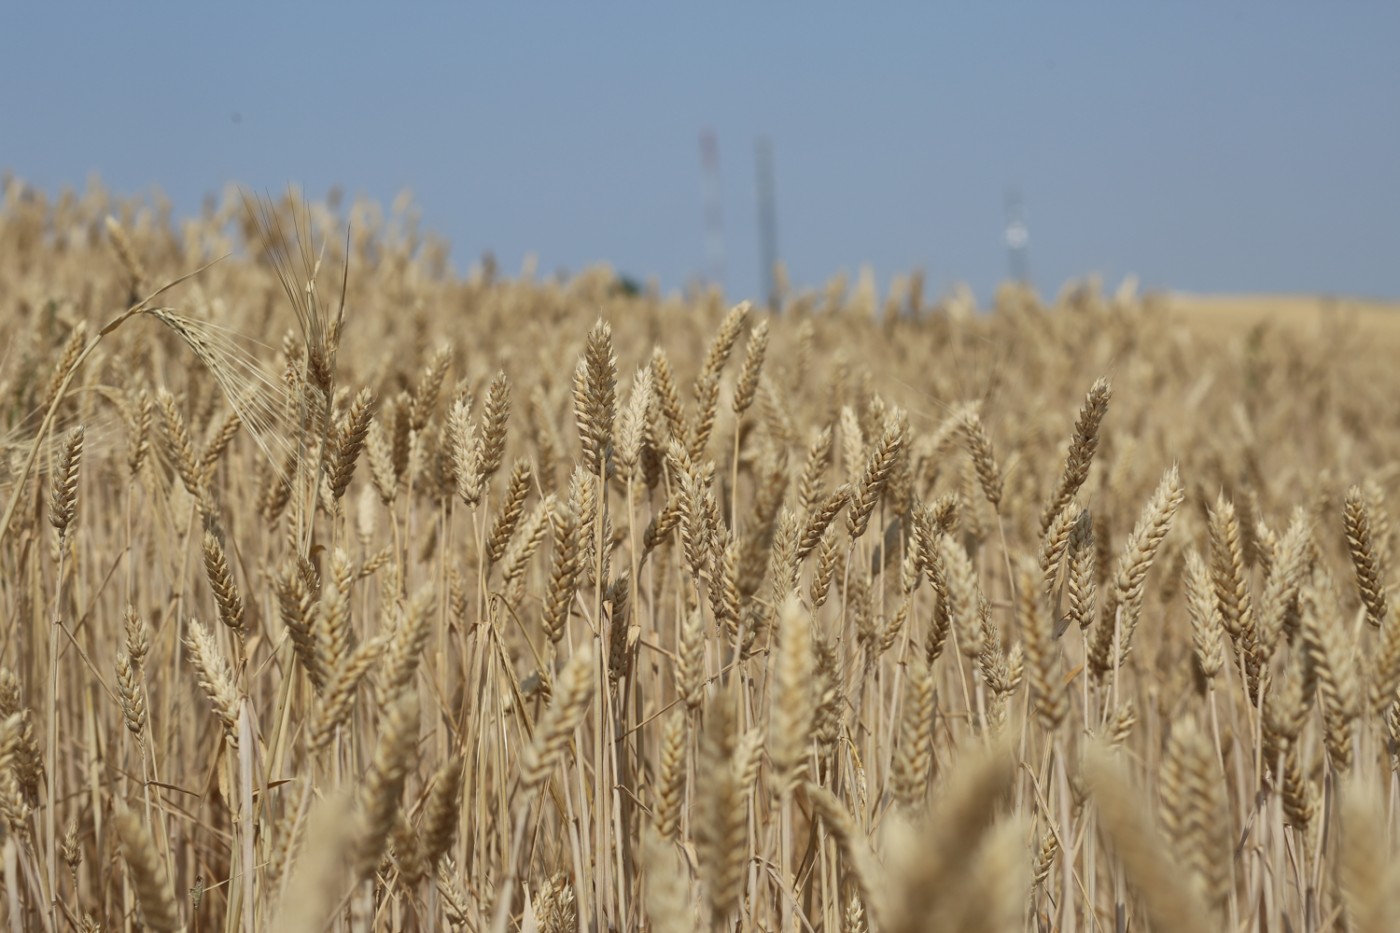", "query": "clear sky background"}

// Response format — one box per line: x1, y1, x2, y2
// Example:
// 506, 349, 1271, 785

3, 4, 1398, 304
